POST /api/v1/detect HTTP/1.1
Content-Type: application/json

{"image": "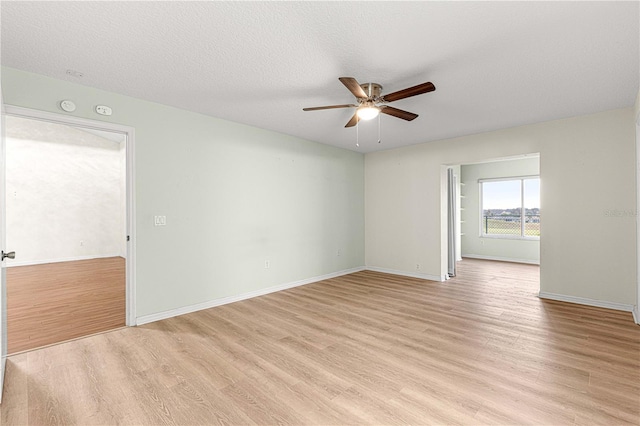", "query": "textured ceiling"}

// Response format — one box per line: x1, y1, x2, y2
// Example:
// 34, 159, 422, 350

1, 1, 639, 153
